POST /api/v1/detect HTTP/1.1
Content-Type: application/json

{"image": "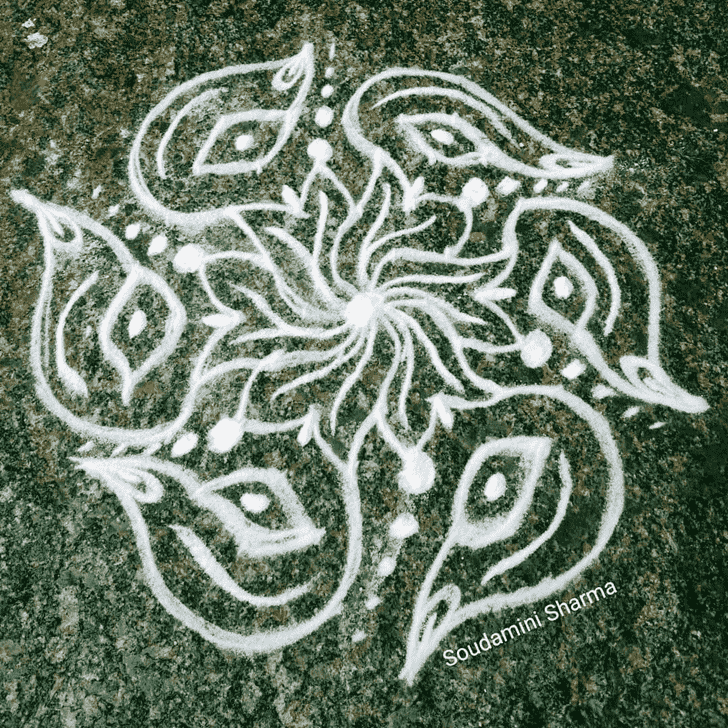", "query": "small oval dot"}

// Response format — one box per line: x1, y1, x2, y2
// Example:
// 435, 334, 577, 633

553, 275, 574, 299
315, 106, 334, 127
431, 128, 455, 145
377, 557, 397, 577
173, 244, 205, 274
125, 223, 141, 240
240, 492, 270, 514
307, 138, 333, 162
147, 234, 168, 256
321, 84, 334, 98
235, 133, 255, 152
484, 472, 507, 501
520, 329, 553, 368
128, 309, 147, 339
171, 432, 198, 457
